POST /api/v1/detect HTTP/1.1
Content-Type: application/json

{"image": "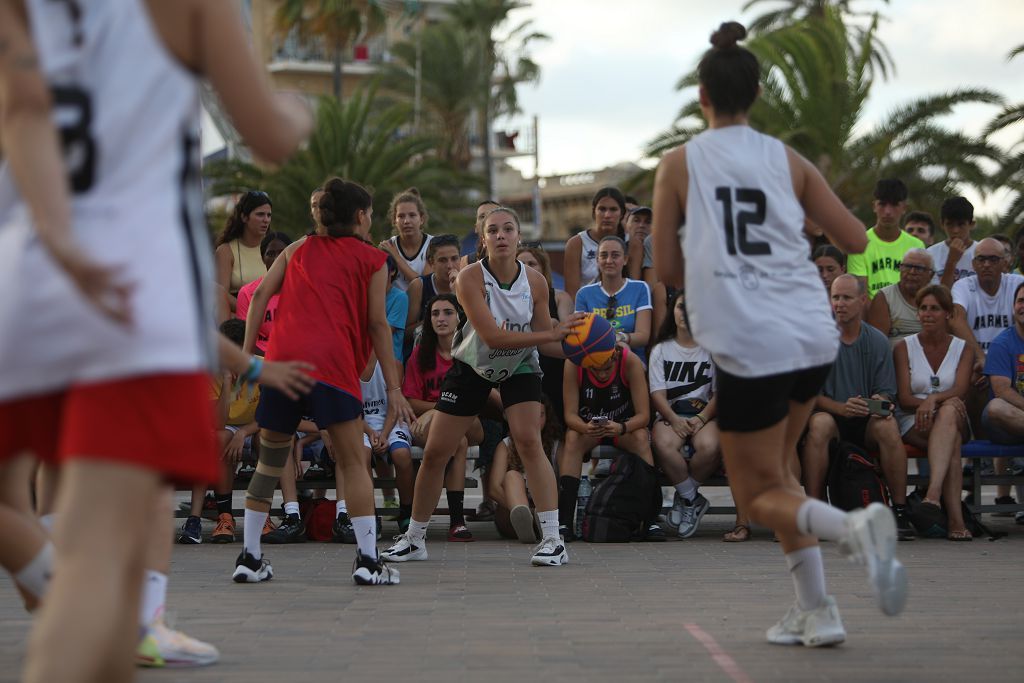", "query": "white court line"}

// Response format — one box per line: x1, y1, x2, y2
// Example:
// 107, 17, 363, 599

684, 623, 755, 683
